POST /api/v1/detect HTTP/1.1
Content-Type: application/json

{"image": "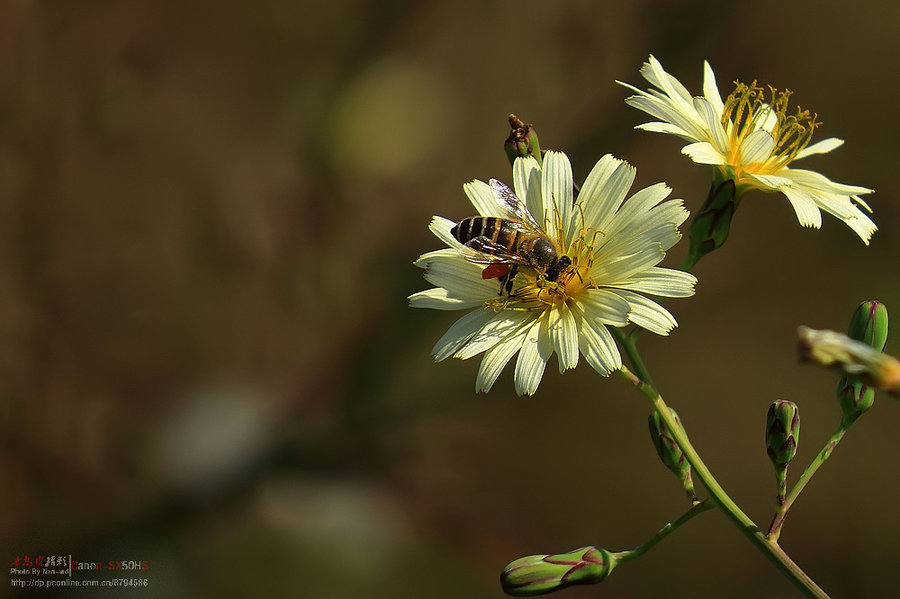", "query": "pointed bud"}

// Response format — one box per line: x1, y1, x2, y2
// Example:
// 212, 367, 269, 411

847, 300, 888, 351
500, 546, 617, 596
838, 301, 889, 421
648, 408, 695, 499
504, 114, 542, 167
799, 326, 900, 395
683, 178, 740, 269
766, 400, 800, 467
